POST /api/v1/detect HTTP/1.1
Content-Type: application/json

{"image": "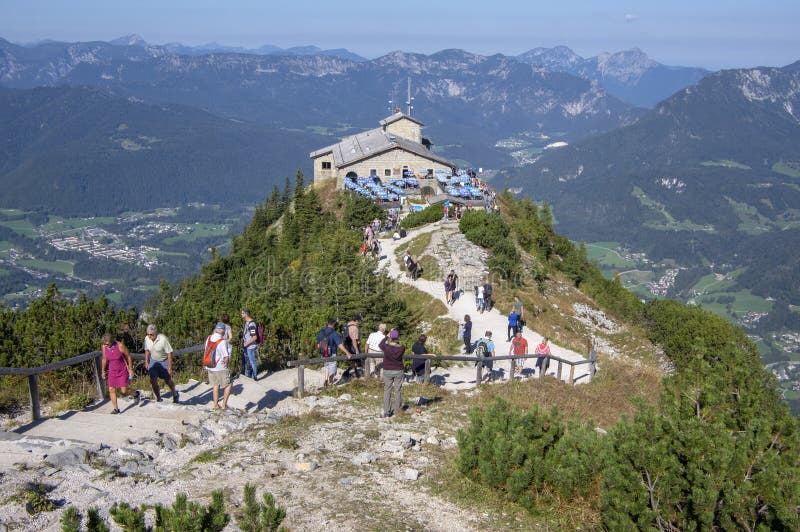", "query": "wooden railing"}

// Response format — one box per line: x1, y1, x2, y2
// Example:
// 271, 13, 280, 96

0, 345, 204, 422
287, 351, 597, 398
